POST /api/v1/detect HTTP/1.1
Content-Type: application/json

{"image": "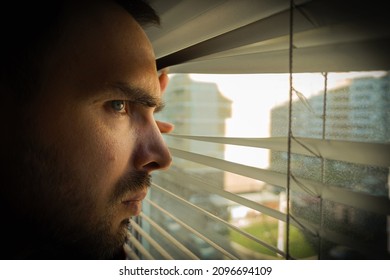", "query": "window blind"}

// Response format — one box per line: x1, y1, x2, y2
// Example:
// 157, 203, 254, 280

126, 0, 390, 260
127, 133, 390, 259
147, 0, 390, 73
